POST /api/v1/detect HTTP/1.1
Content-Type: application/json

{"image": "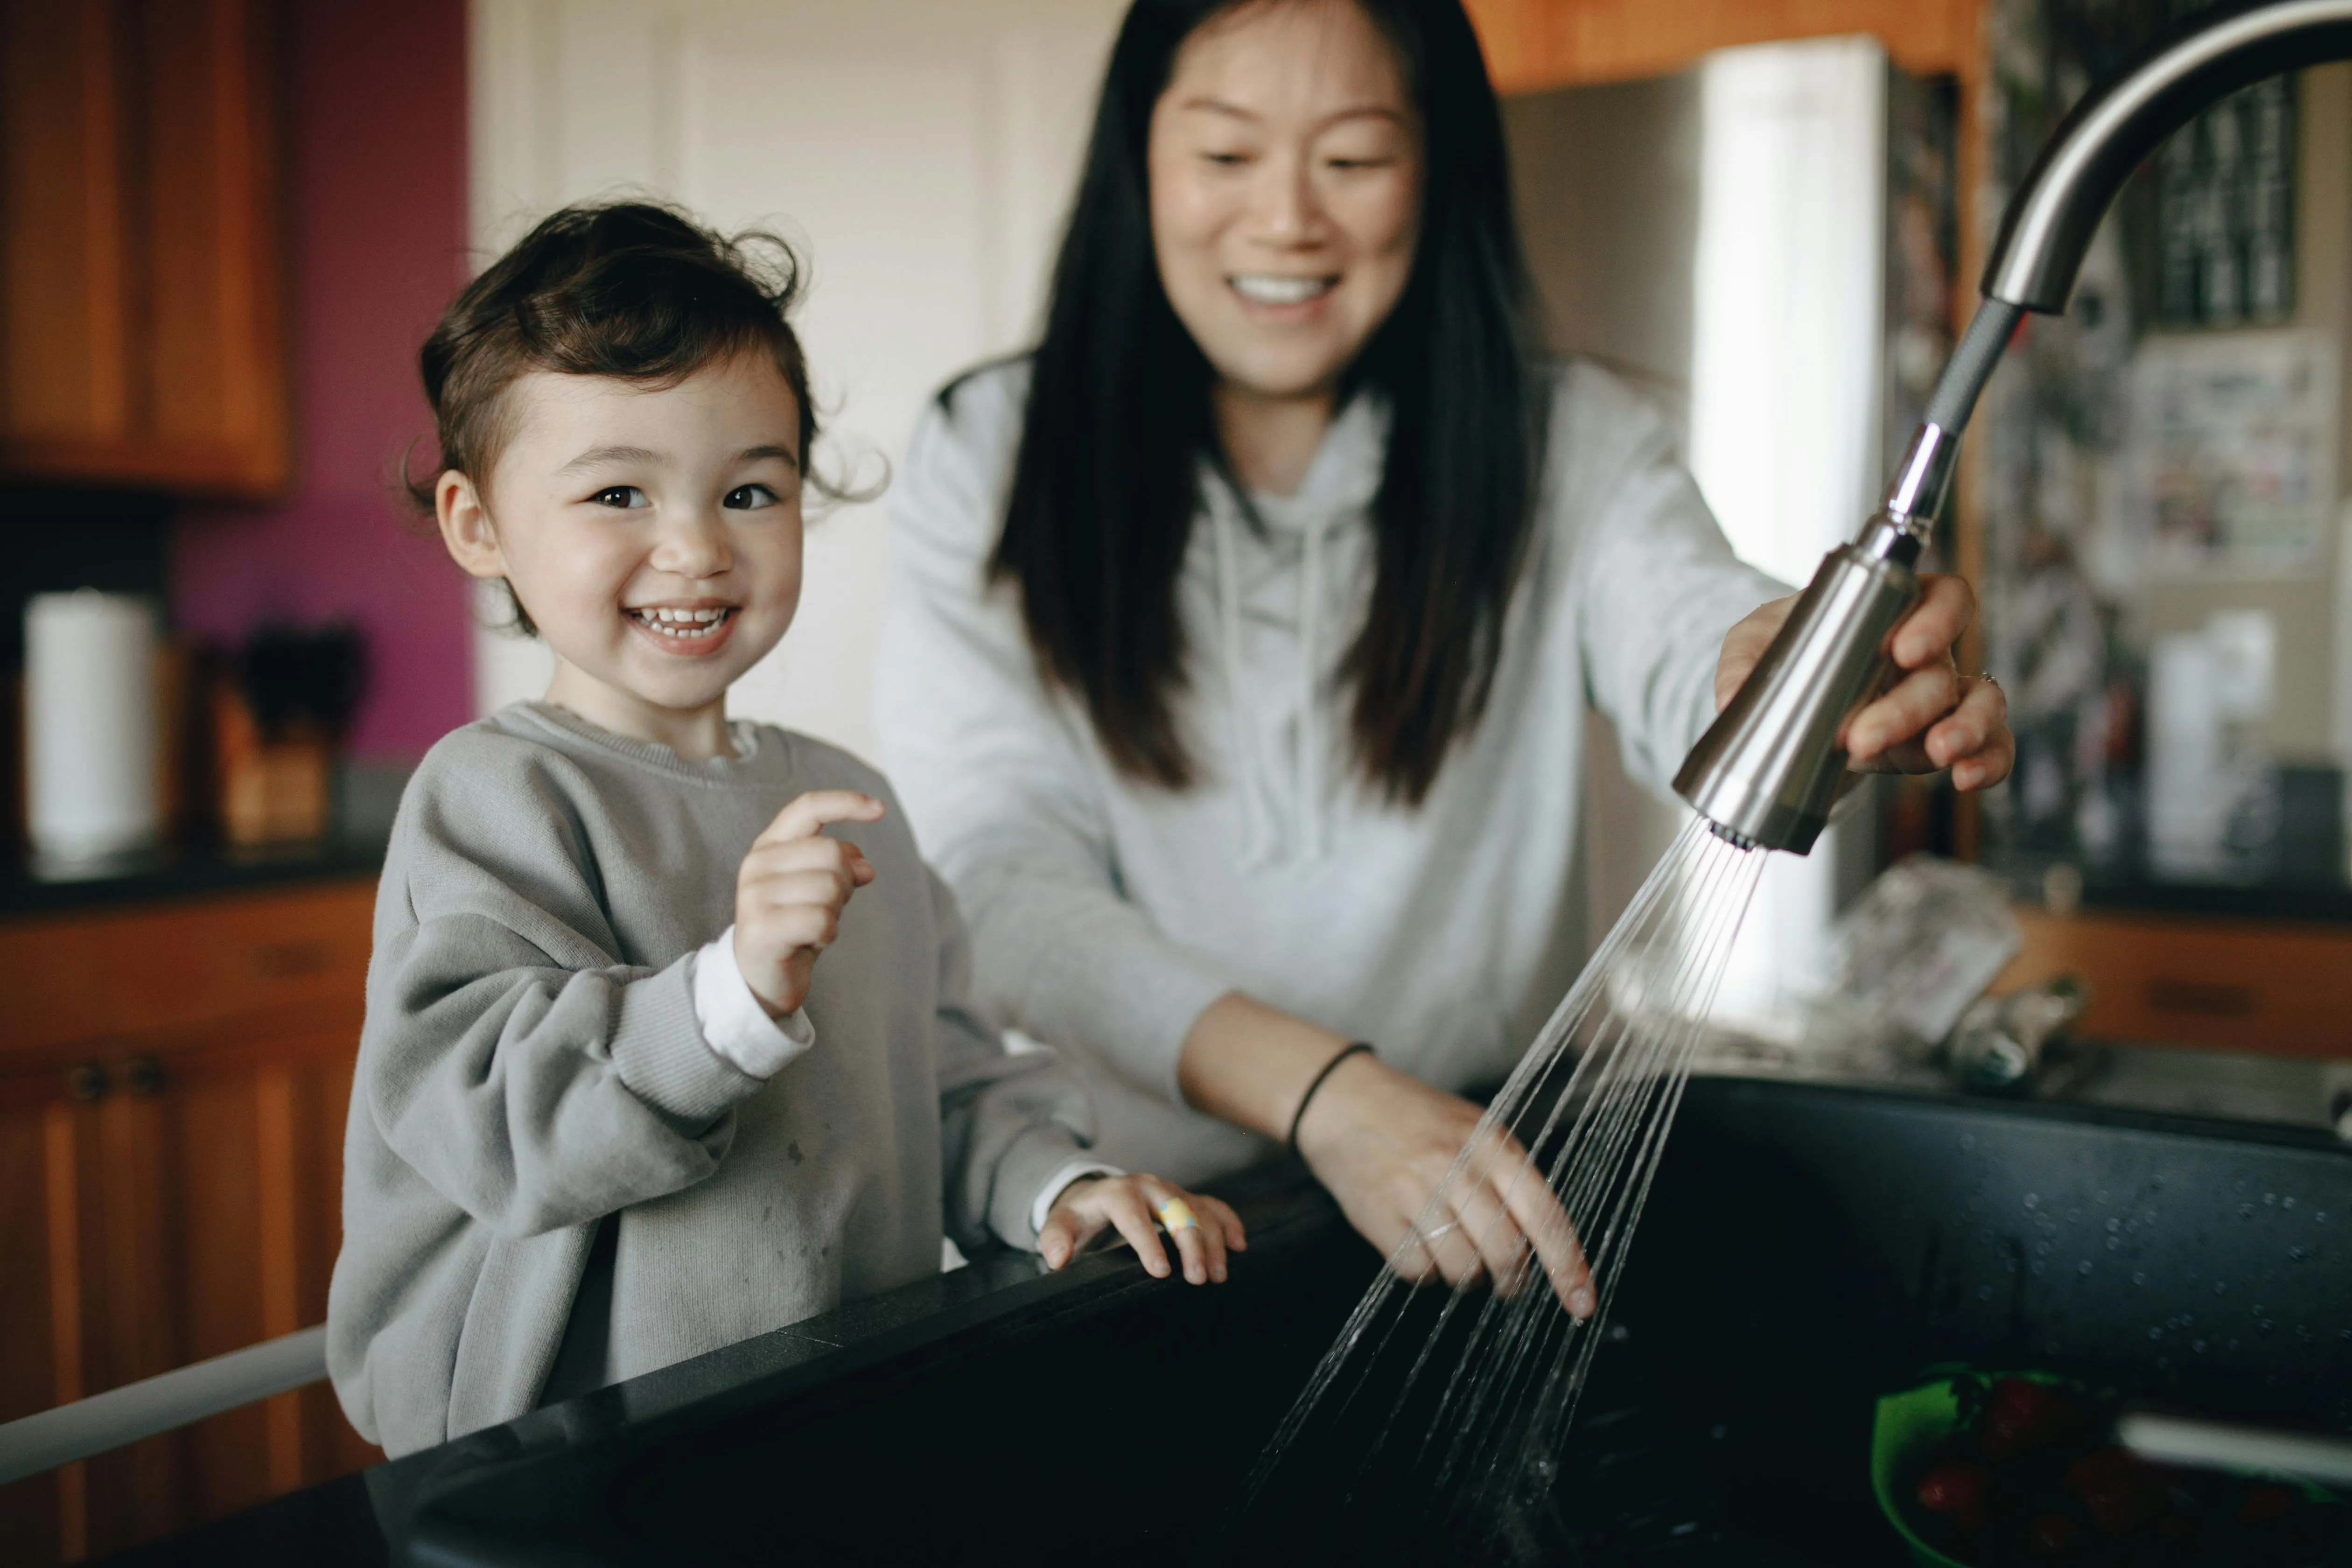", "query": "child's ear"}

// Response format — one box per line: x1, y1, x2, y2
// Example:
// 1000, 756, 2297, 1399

437, 470, 508, 580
